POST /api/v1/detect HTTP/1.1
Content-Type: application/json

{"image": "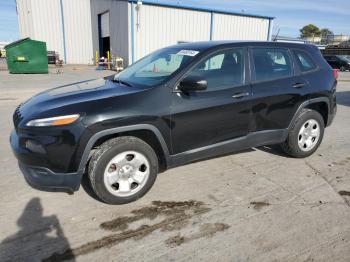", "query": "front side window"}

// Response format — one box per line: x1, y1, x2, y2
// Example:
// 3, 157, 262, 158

186, 48, 245, 90
294, 50, 317, 72
115, 48, 199, 87
252, 48, 292, 82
